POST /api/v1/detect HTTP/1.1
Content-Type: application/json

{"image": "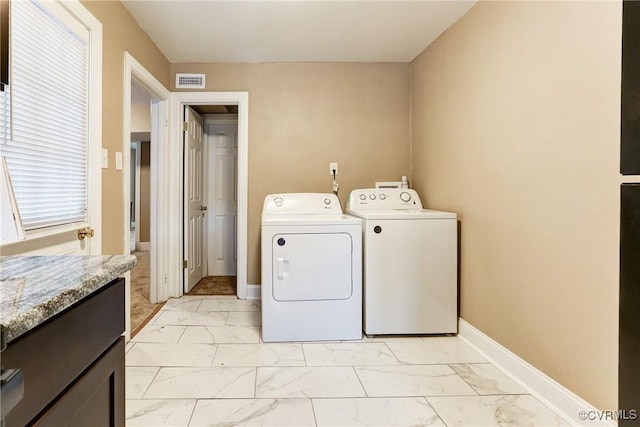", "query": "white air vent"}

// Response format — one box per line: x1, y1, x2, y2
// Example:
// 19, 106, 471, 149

175, 73, 206, 89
